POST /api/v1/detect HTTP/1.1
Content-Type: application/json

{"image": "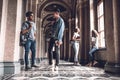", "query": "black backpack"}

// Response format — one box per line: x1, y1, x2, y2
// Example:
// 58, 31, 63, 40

19, 21, 30, 46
